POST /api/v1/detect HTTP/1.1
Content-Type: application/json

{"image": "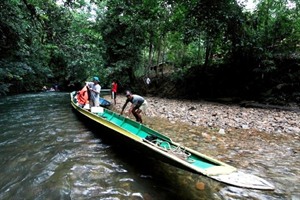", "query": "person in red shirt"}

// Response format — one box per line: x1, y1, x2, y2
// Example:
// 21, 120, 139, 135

111, 80, 118, 105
